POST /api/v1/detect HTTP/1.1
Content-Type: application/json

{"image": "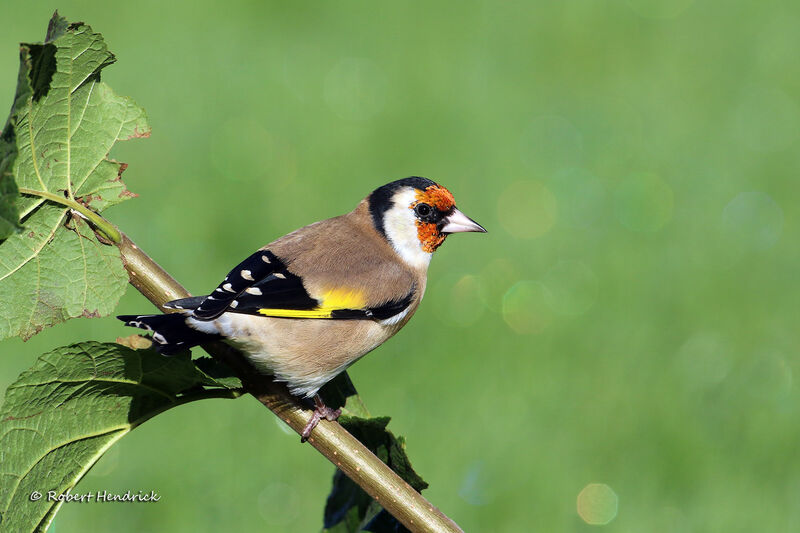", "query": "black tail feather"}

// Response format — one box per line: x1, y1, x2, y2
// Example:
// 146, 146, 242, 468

117, 313, 221, 355
162, 296, 206, 311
